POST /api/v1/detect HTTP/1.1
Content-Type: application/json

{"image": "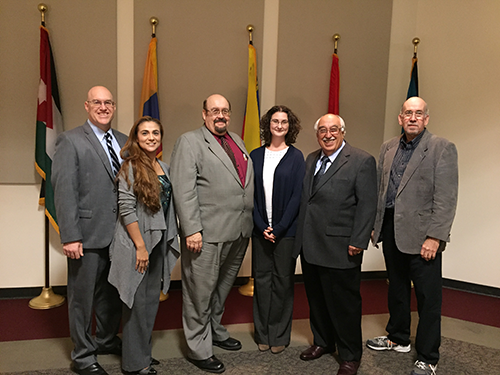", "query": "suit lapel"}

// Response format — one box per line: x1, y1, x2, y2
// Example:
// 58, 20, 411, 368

311, 144, 350, 196
202, 127, 242, 186
83, 122, 114, 179
397, 131, 430, 196
382, 138, 399, 188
